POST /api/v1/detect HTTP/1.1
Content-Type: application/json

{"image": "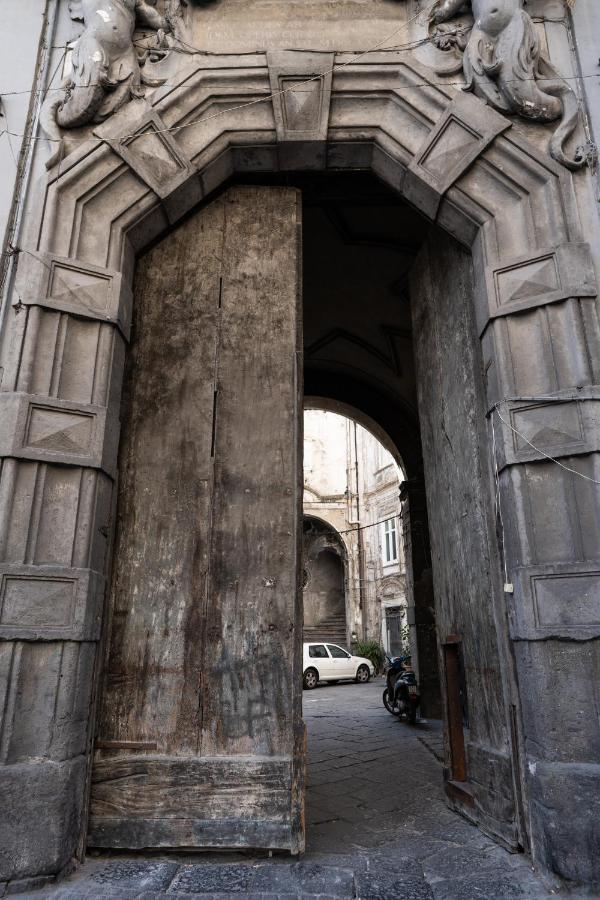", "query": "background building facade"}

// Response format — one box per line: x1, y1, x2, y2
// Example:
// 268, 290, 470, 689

303, 408, 406, 653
